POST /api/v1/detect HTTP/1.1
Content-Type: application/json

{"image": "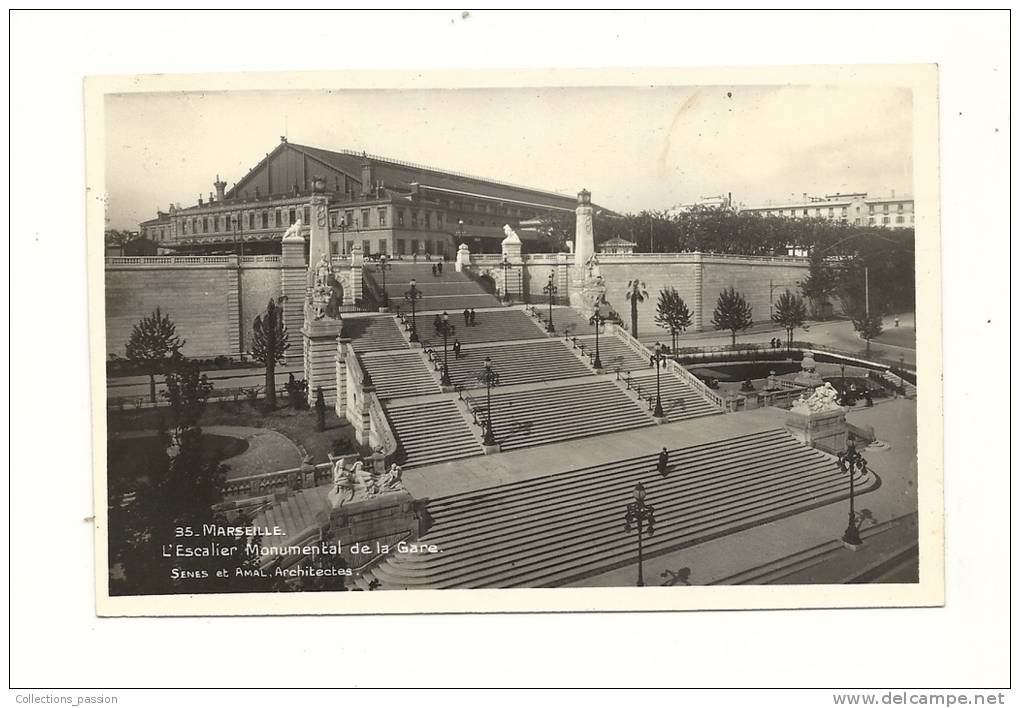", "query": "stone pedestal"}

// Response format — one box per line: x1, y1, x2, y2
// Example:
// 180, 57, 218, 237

455, 243, 471, 272
303, 318, 344, 406
785, 407, 848, 454
794, 351, 824, 388
319, 490, 429, 571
